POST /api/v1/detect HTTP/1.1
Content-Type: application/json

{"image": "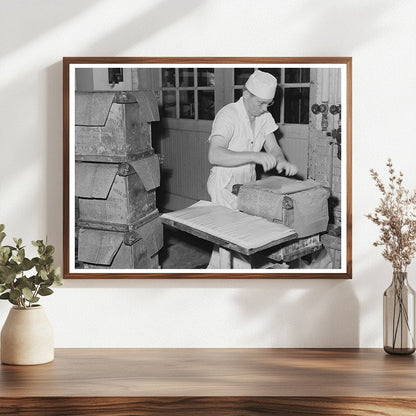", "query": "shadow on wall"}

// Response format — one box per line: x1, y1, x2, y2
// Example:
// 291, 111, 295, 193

86, 0, 205, 55
233, 280, 359, 348
1, 0, 102, 56
286, 0, 394, 51
2, 0, 204, 57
